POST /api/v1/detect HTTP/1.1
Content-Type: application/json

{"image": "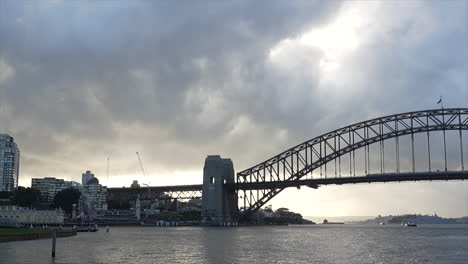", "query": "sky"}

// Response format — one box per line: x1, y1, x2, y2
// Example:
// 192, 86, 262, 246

0, 0, 467, 217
